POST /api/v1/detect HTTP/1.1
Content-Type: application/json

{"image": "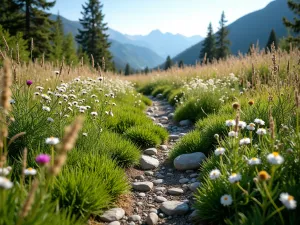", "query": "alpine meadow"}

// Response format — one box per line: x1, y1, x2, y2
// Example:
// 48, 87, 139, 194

0, 0, 300, 225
